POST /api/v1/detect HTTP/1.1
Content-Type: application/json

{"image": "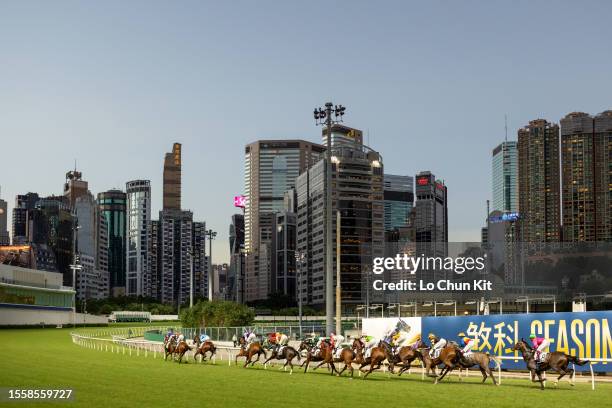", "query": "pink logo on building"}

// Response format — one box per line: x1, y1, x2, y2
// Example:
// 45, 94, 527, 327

234, 195, 246, 208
